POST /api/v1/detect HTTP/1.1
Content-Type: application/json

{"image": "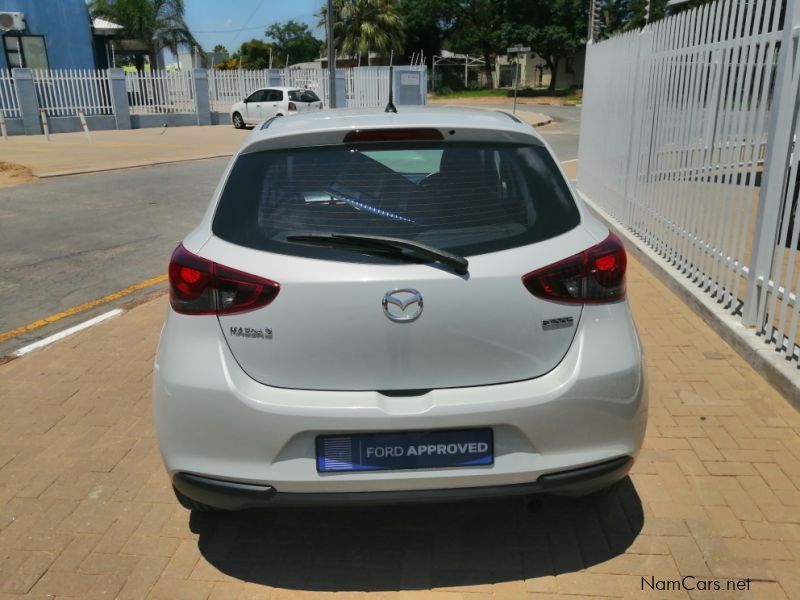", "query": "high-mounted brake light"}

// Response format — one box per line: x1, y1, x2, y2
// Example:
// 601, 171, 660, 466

168, 245, 280, 315
522, 233, 627, 304
288, 101, 297, 111
343, 128, 444, 143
